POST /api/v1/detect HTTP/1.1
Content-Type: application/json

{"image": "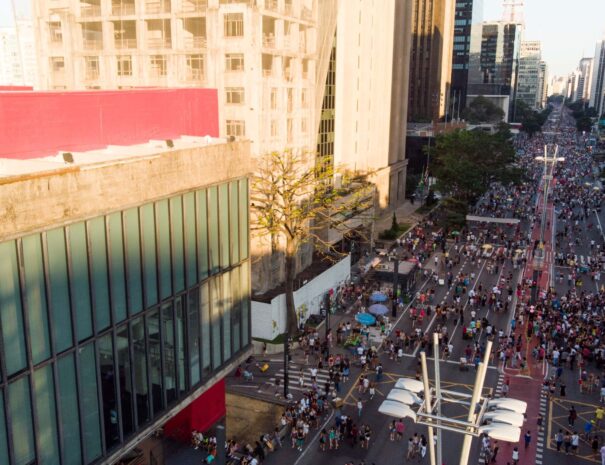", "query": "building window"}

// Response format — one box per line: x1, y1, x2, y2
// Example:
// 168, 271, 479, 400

270, 88, 278, 109
226, 87, 245, 104
225, 53, 244, 72
271, 119, 279, 137
150, 55, 167, 77
50, 56, 64, 73
301, 118, 307, 134
301, 88, 308, 108
226, 120, 245, 137
48, 21, 62, 43
186, 54, 204, 80
84, 56, 99, 80
117, 55, 132, 76
224, 13, 244, 37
